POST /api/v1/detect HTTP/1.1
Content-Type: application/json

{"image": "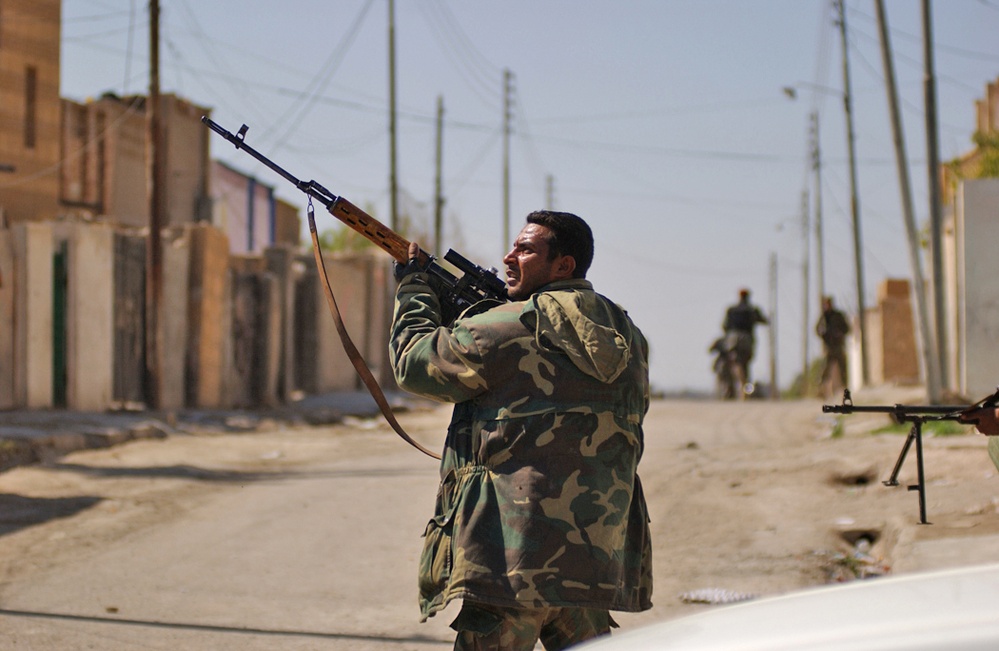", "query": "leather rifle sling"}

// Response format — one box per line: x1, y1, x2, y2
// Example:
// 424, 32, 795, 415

307, 200, 441, 460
